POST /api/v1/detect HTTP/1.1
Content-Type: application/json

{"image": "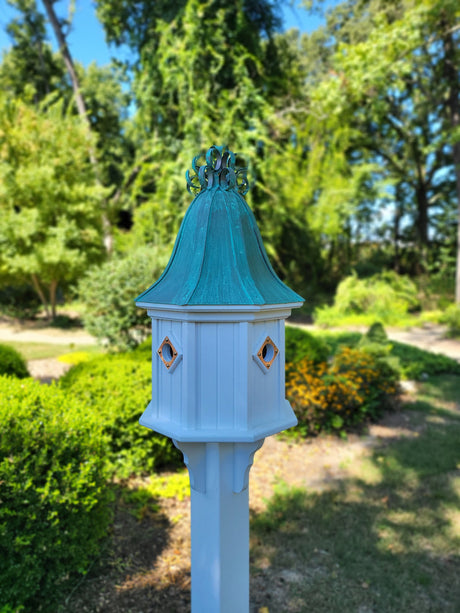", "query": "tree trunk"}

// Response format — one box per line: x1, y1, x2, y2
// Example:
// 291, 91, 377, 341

41, 0, 89, 128
40, 0, 113, 252
31, 274, 50, 320
50, 279, 58, 320
393, 184, 403, 273
415, 182, 429, 273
